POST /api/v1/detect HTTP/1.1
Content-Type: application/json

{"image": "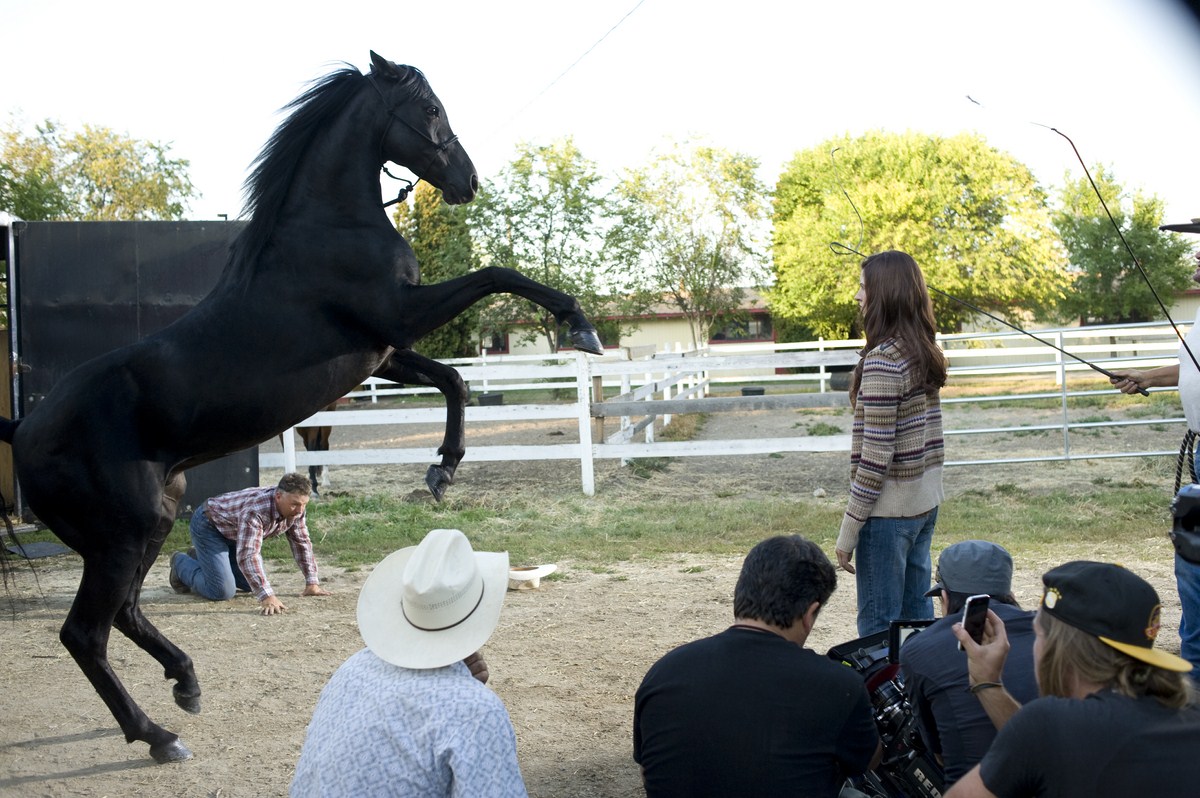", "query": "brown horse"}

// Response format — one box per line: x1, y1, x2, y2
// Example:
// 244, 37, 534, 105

281, 401, 336, 495
0, 52, 600, 763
